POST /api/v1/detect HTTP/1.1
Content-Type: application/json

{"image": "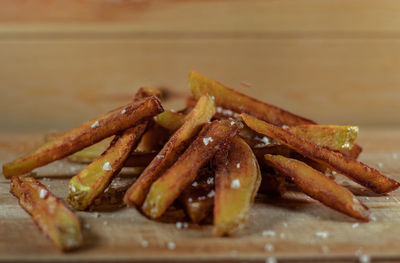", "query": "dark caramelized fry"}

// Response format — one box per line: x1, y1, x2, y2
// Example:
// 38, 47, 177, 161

124, 95, 216, 207
67, 123, 147, 210
189, 71, 315, 126
142, 120, 242, 219
264, 154, 370, 221
10, 177, 83, 251
241, 113, 400, 194
3, 97, 163, 178
213, 136, 261, 236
